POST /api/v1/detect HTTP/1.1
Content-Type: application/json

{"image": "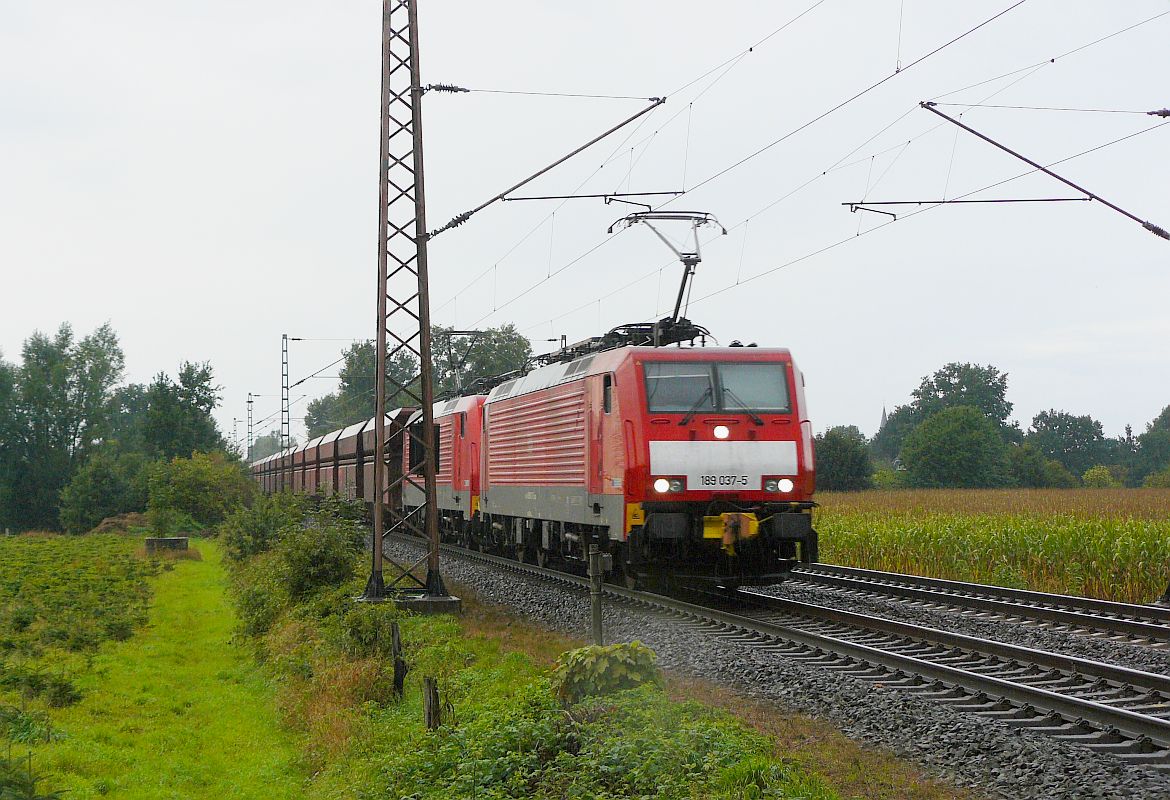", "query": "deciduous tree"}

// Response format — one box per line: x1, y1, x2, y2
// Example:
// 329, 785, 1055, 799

814, 426, 873, 491
5, 323, 125, 529
432, 324, 531, 395
871, 362, 1016, 462
249, 431, 297, 461
1134, 405, 1170, 485
912, 362, 1012, 426
304, 342, 418, 438
1082, 465, 1121, 488
1026, 410, 1108, 478
142, 362, 224, 458
901, 406, 1010, 488
303, 325, 531, 438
